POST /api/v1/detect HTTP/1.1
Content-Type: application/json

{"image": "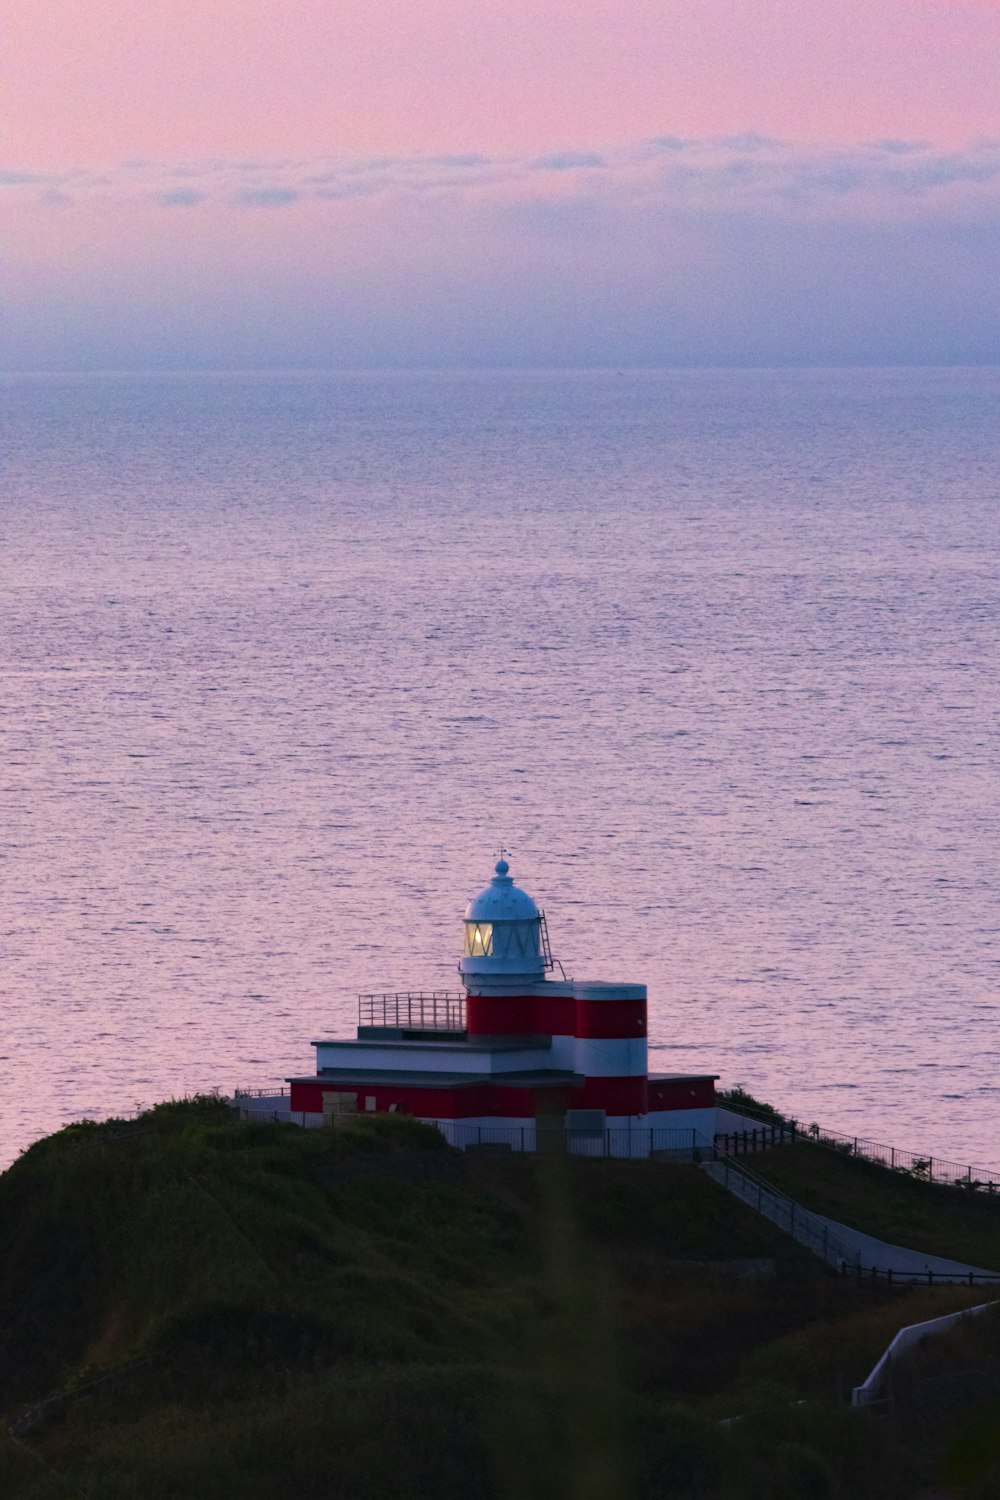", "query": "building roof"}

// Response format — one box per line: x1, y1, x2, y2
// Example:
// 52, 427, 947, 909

314, 1034, 549, 1052
287, 1068, 582, 1091
648, 1072, 720, 1082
